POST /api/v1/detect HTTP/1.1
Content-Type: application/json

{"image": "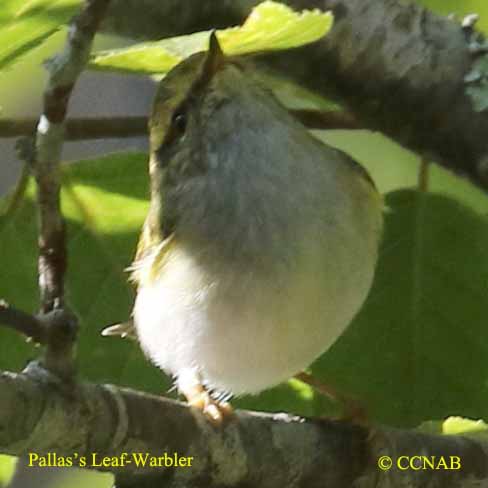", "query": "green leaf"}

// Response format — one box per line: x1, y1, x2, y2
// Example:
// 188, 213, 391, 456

442, 416, 488, 435
216, 1, 333, 55
0, 455, 16, 487
90, 43, 180, 75
0, 0, 81, 71
314, 189, 488, 427
255, 70, 340, 111
418, 417, 488, 436
90, 1, 333, 74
